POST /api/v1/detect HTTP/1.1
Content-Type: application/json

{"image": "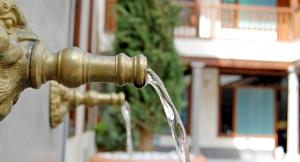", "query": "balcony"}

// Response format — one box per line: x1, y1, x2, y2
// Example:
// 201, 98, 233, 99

174, 2, 300, 41
104, 0, 300, 41
101, 0, 300, 62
